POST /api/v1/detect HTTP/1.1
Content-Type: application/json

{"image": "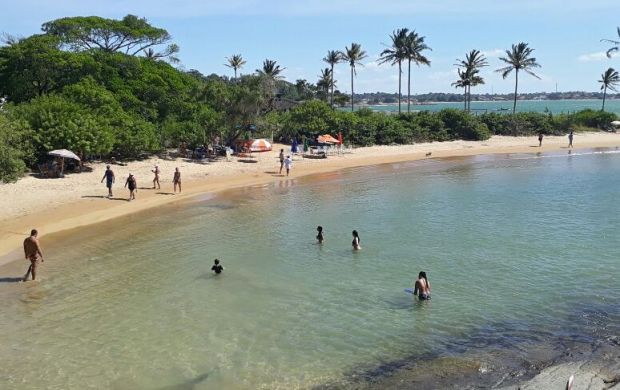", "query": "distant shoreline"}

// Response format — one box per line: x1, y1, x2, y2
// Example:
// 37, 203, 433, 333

1, 132, 619, 265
